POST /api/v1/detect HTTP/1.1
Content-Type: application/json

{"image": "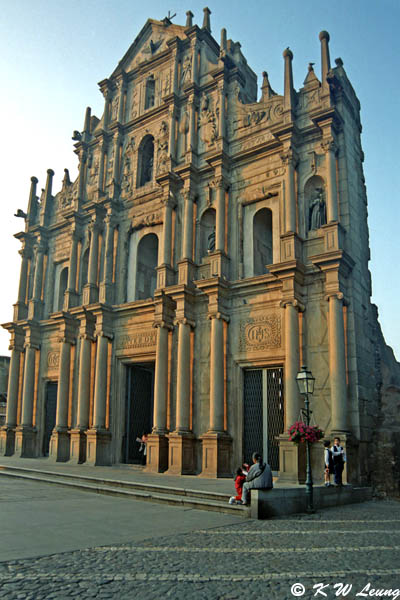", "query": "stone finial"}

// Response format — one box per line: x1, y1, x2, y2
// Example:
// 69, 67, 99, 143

185, 10, 194, 28
283, 48, 295, 112
261, 71, 276, 99
335, 57, 344, 67
319, 30, 331, 91
202, 7, 211, 32
27, 176, 39, 223
83, 107, 91, 141
62, 168, 71, 188
220, 28, 227, 53
40, 169, 54, 227
303, 62, 319, 86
